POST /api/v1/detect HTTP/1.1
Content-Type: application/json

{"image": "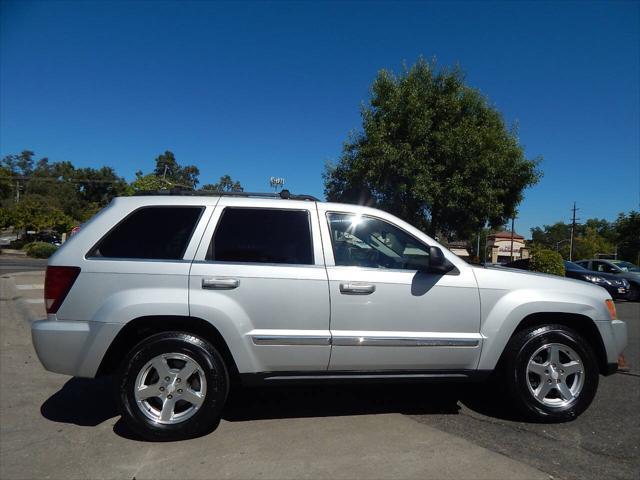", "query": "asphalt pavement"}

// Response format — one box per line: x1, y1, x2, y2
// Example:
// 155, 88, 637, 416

0, 254, 48, 273
0, 265, 638, 480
